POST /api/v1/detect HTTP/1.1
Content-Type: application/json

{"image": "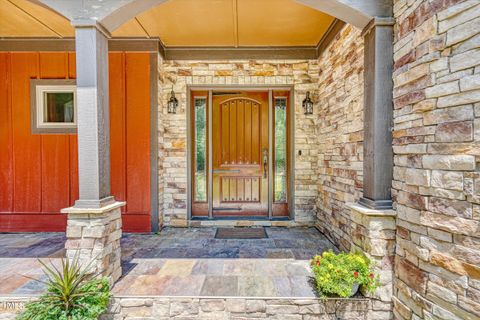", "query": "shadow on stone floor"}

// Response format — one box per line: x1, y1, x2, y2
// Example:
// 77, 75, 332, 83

0, 233, 66, 258
121, 227, 338, 262
0, 227, 337, 261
